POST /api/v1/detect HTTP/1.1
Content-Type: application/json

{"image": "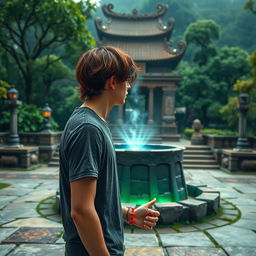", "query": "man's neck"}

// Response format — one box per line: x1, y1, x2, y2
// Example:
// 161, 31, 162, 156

81, 97, 113, 121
